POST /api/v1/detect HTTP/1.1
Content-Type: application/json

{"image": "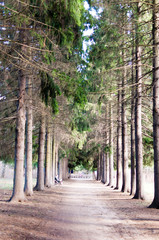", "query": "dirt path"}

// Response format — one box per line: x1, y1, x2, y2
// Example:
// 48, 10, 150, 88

0, 180, 159, 240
